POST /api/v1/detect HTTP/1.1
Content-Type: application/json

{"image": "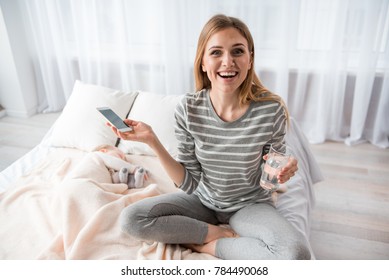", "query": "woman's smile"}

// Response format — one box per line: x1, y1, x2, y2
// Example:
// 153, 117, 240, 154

218, 71, 238, 79
202, 27, 252, 94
